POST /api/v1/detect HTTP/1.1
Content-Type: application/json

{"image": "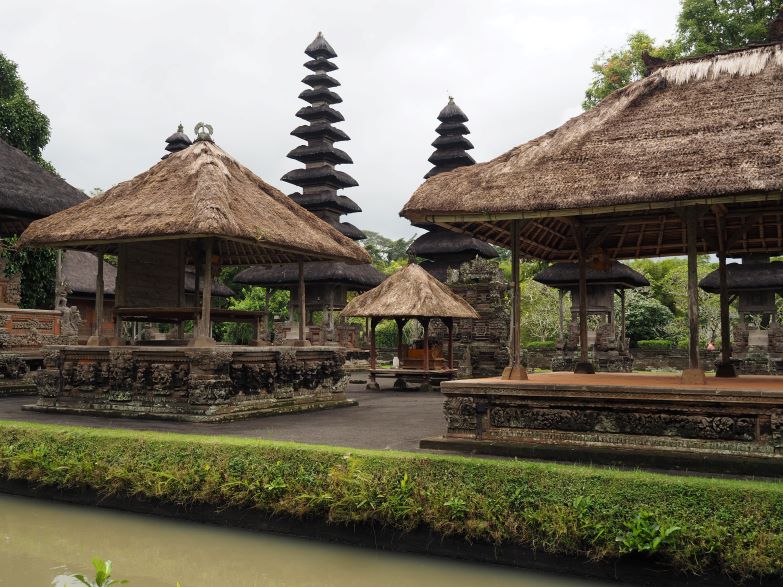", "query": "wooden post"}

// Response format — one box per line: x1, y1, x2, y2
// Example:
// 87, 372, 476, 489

396, 318, 405, 365
558, 289, 565, 342
574, 242, 595, 374
503, 219, 527, 380
445, 318, 454, 369
263, 287, 271, 343
682, 211, 706, 384
620, 288, 627, 354
193, 237, 215, 347
367, 316, 380, 391
193, 243, 201, 336
87, 249, 105, 346
422, 317, 430, 372
715, 212, 736, 377
296, 261, 309, 346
